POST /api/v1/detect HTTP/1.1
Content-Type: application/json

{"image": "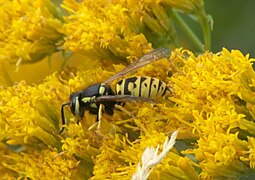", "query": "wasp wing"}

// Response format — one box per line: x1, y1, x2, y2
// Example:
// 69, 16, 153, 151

94, 95, 156, 104
103, 48, 170, 84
